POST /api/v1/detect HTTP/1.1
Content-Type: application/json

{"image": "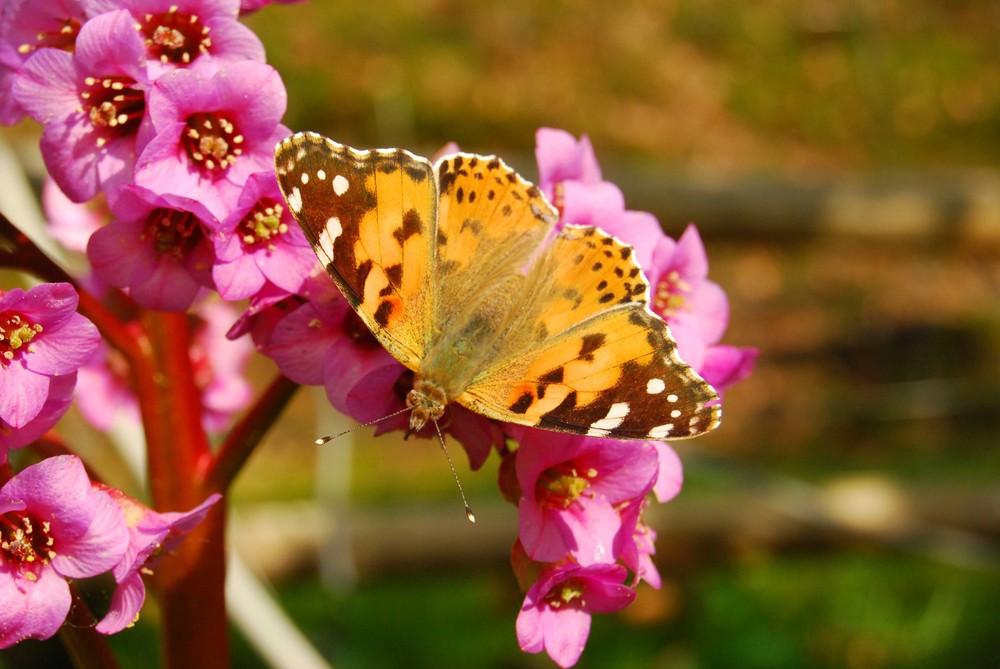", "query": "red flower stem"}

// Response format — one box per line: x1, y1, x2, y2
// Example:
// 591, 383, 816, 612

202, 373, 299, 494
139, 310, 228, 669
59, 583, 121, 669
